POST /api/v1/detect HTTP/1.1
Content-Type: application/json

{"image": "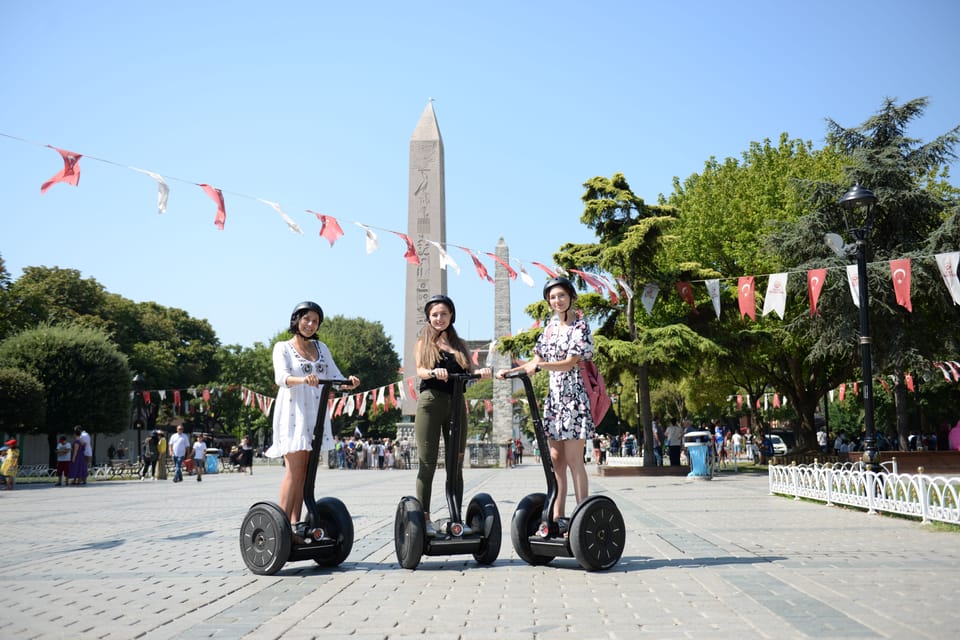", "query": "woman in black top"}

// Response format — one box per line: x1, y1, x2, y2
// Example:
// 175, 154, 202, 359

413, 295, 490, 535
